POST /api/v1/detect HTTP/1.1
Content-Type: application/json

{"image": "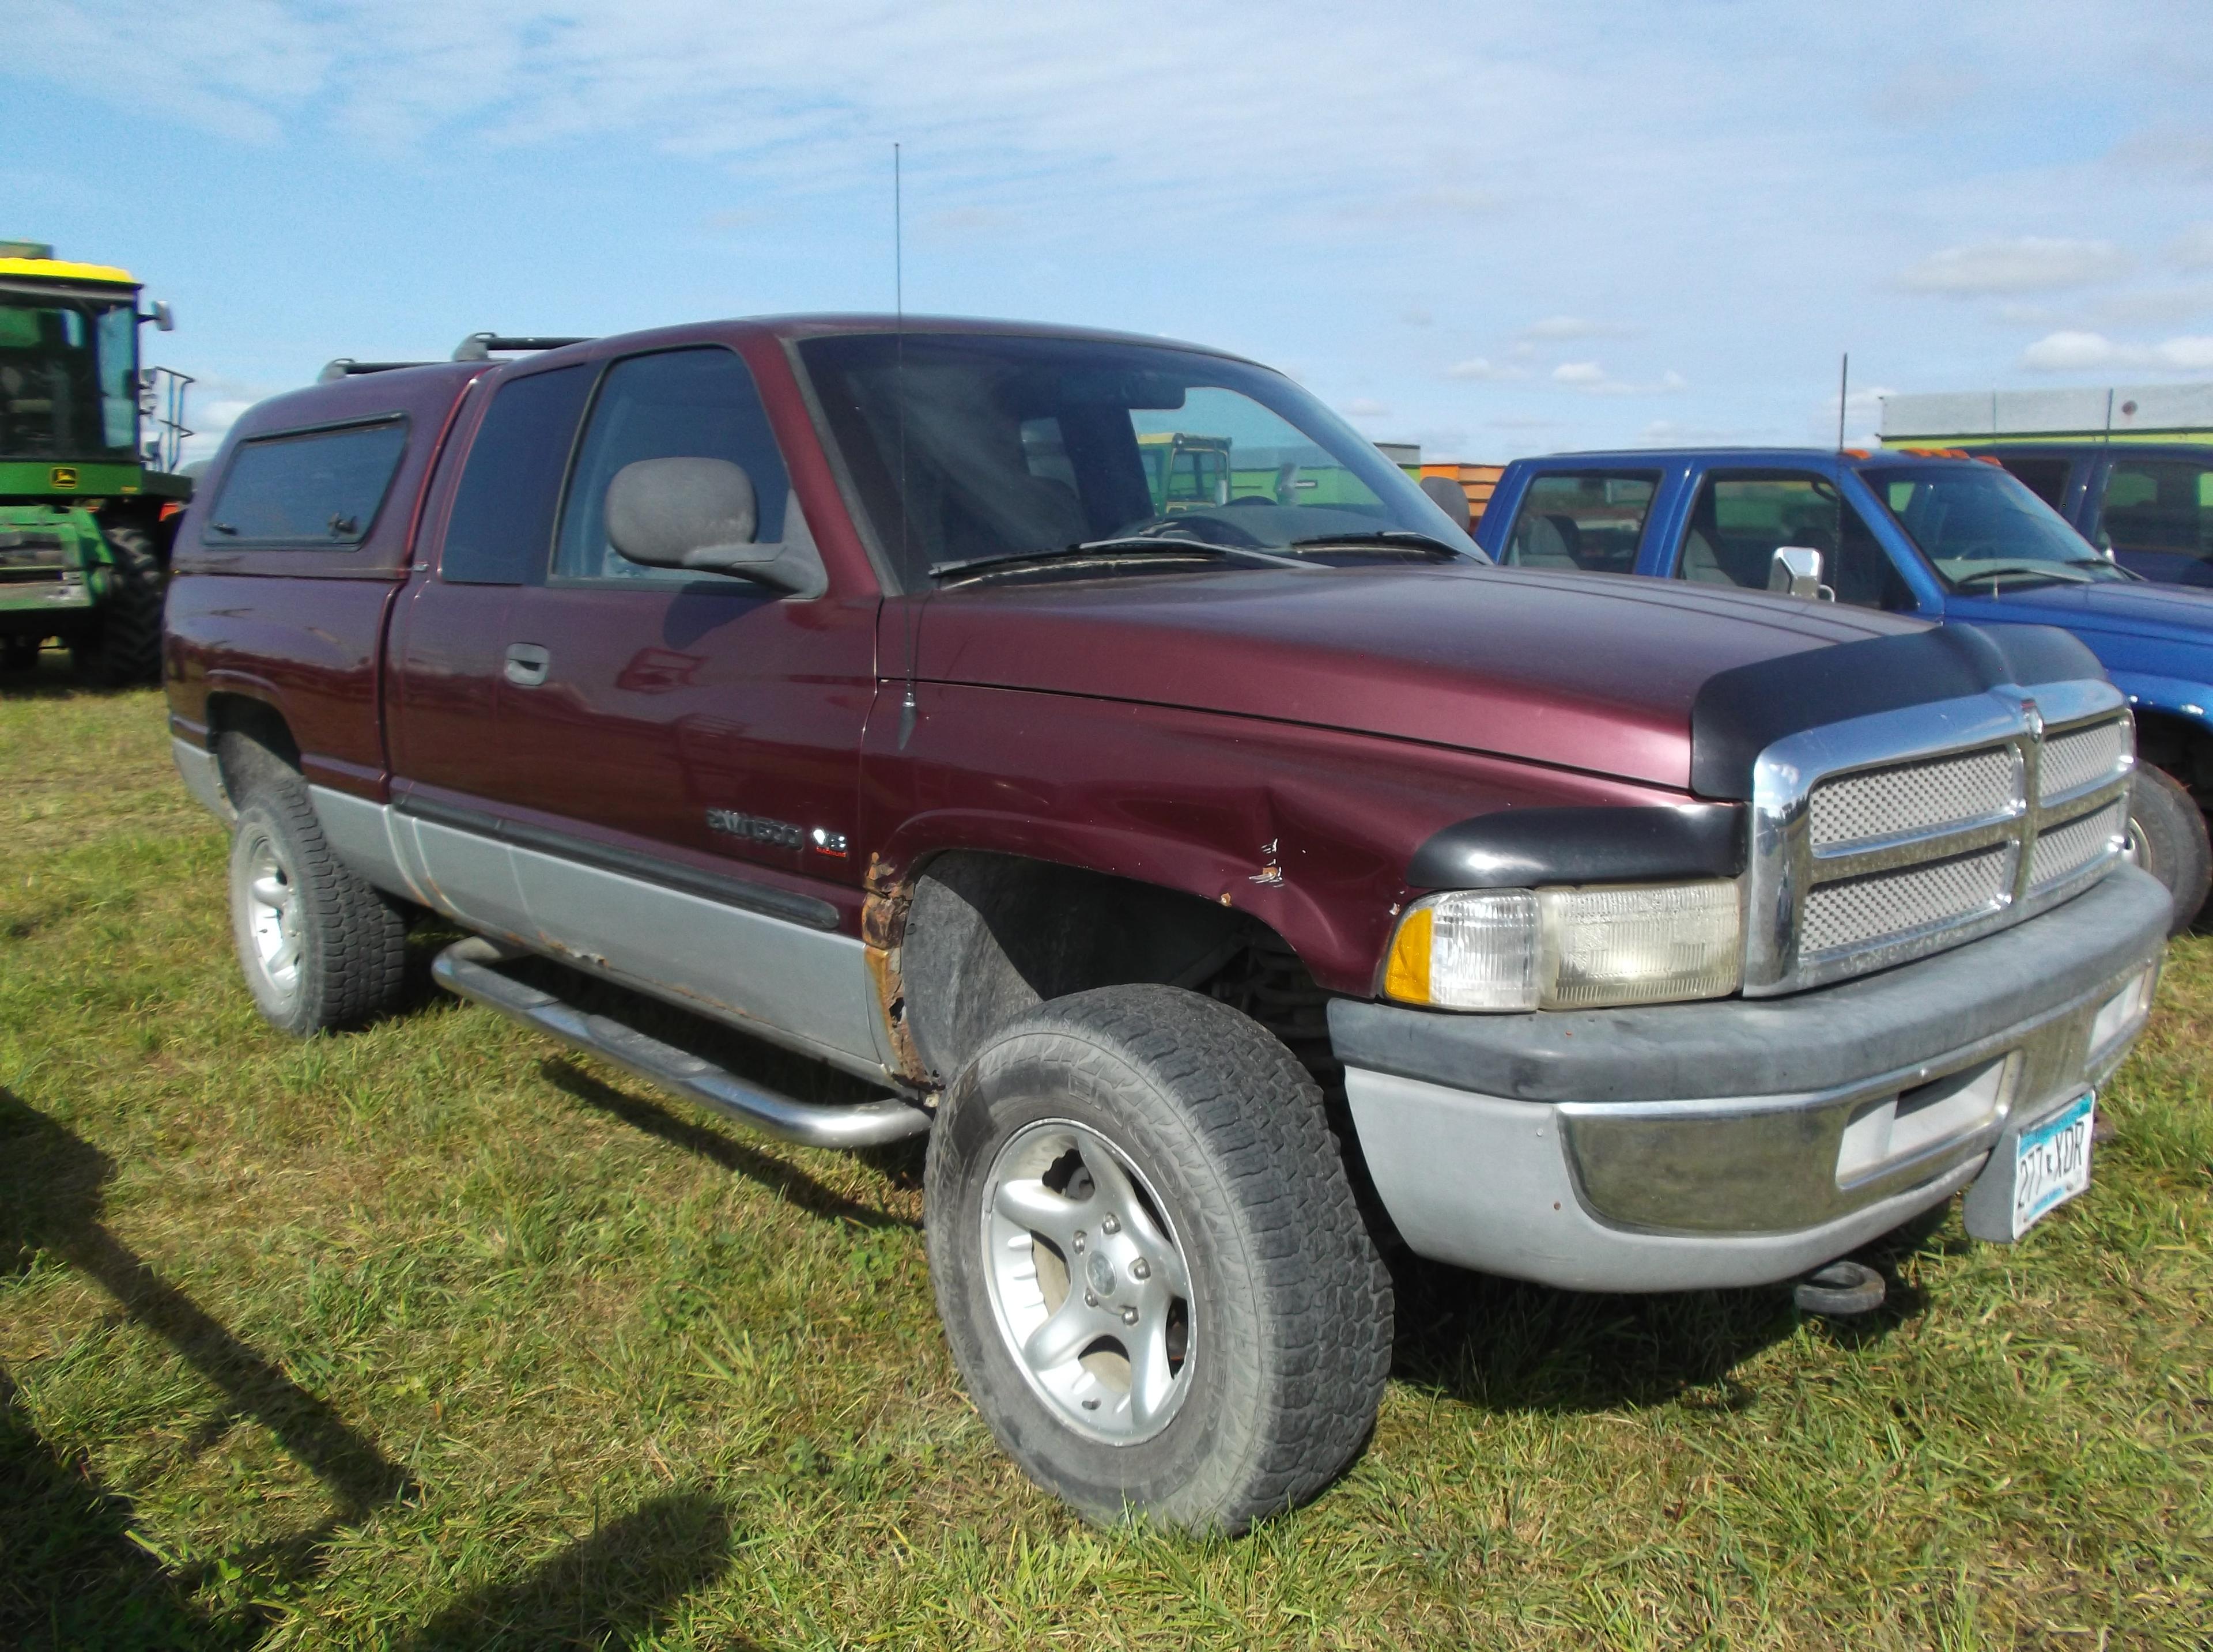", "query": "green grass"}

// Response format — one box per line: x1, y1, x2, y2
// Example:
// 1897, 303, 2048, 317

3, 656, 2210, 1649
